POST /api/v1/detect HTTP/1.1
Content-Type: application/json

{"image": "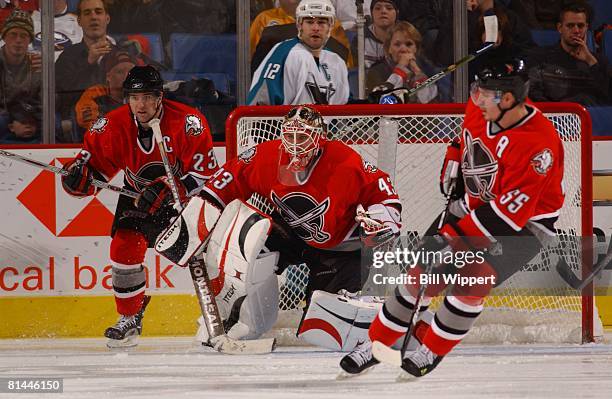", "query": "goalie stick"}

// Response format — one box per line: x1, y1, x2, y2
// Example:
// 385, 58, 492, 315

0, 149, 138, 199
369, 11, 498, 103
149, 119, 275, 355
